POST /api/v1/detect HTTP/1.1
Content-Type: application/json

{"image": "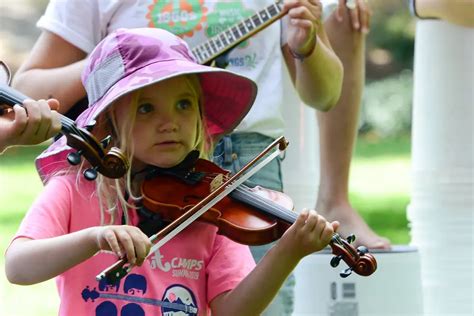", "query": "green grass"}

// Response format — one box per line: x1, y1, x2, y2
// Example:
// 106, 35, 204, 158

0, 145, 60, 316
0, 137, 412, 315
350, 136, 411, 244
